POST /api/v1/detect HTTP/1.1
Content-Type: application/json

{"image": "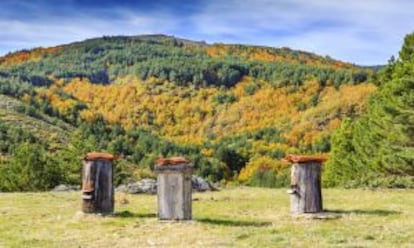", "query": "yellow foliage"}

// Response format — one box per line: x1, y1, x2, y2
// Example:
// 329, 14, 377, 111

40, 75, 376, 157
204, 45, 355, 69
36, 88, 77, 115
201, 148, 214, 157
238, 156, 287, 183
